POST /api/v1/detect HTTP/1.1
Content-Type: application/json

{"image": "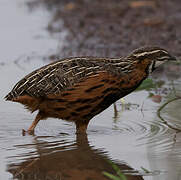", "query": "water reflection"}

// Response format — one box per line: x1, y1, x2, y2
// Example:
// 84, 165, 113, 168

7, 134, 143, 180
